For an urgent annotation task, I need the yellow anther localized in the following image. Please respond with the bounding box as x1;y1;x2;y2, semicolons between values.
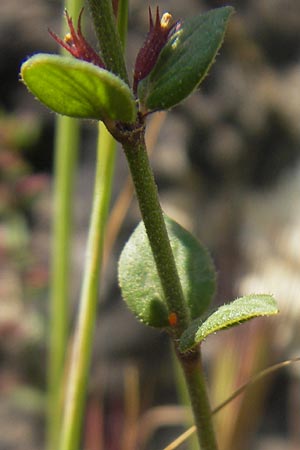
161;12;173;30
64;33;73;44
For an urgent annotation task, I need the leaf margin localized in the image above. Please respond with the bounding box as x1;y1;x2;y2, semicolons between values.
179;294;279;352
20;53;137;122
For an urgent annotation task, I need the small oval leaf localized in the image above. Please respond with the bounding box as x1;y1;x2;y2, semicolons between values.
179;294;279;352
118;215;216;328
21;54;137;122
138;6;234;111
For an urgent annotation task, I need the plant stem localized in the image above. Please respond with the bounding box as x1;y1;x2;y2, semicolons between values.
87;0;128;83
172;348;199;450
58;122;116;450
122;133;189;335
117;0;129;50
122;131;218;449
177;348;219;450
47;1;82;447
48;116;80;450
56;3;127;447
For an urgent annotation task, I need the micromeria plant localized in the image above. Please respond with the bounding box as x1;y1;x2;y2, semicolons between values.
21;1;278;449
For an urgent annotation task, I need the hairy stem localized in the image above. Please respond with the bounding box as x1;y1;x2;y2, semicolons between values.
122;132;189;335
122;130;218;449
177;348;219;450
117;0;129;50
87;0;128;83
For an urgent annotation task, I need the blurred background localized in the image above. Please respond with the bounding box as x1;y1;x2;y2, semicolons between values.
1;0;300;449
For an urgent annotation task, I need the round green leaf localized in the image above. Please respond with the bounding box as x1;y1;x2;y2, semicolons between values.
180;294;279;352
118;215;216;328
138;6;234;111
21;54;137;122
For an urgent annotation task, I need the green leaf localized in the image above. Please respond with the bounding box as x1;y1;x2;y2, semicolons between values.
180;294;279;352
21;54;137;122
138;6;234;111
118;215;216;328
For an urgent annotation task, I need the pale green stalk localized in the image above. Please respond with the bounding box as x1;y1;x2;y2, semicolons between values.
56;3;128;447
58;122;116;450
47;0;82;448
48;116;80;450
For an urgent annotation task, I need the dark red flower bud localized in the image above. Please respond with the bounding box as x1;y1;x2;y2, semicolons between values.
49;9;105;69
133;7;177;95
